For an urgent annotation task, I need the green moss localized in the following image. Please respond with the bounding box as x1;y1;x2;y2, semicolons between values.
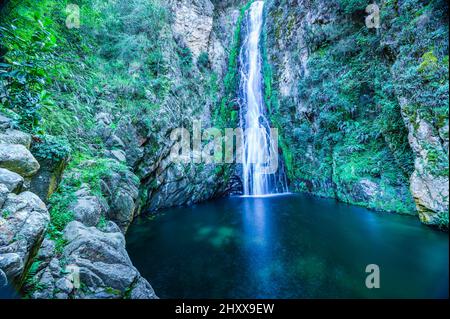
418;51;438;73
214;0;254;128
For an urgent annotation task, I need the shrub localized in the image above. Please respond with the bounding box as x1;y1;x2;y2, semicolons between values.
31;134;71;161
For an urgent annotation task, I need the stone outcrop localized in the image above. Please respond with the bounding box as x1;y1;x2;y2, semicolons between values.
28;222;156;299
169;0;214;58
0;125;49;290
400;101;449;225
0;187;50;286
263;0;448;226
0;117;156;299
0;144;40;177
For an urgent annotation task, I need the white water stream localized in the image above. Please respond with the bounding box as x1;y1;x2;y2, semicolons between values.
239;1;288;196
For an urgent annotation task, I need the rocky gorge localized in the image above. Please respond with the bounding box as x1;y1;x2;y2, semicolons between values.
0;0;448;299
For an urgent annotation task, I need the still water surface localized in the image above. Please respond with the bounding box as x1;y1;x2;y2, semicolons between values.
126;194;448;298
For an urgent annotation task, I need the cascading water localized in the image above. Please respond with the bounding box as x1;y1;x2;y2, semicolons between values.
239;1;289;196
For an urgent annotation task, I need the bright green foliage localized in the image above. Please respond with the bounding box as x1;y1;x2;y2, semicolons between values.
0;0;61;132
45;155;129;253
30;134;71;161
215;0;254;128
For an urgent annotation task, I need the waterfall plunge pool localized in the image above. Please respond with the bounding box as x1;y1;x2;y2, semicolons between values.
126;194;449;299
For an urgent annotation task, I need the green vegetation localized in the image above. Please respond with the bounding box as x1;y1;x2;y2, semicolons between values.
264;0;448;214
214;0;254;128
23;260;46;298
1;0;231;254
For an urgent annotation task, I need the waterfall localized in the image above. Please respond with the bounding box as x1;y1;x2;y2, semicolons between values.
239;1;289;196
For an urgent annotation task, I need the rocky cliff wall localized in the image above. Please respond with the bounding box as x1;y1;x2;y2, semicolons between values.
264;0;448;227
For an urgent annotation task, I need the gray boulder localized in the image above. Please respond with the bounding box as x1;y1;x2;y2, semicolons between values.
0;114;13;130
0;129;32;149
0;168;24;193
30;221;157;299
0;144;40;177
101;168;139;232
0;190;49;285
69;194;108;227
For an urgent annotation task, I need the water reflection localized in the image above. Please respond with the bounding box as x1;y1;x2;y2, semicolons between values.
126;194;449;298
242;198;276;296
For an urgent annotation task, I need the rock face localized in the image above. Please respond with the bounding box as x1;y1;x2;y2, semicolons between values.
0;187;50;286
401;102;449;225
29;222;156;299
170;0;214;58
263;0;448;226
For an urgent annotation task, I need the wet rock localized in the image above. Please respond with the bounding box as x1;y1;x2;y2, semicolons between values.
0;269;7;287
0;144;40;177
0;253;23;279
130;277;158;299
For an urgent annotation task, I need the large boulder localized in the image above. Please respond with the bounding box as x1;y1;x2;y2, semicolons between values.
0;189;50;285
30;221;157;299
0;168;24;193
0;144;40;177
68;187;108;227
0;129;32;149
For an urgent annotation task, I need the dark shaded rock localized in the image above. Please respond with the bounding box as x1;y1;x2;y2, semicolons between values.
29;157;67;203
